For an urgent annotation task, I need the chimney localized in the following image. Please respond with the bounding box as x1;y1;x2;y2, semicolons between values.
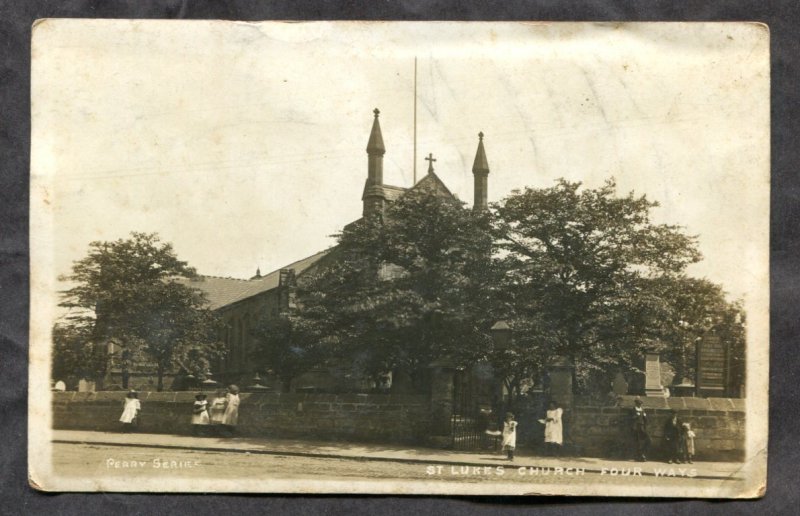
472;132;490;211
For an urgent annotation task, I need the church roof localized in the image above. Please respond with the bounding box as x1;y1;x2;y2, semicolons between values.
184;249;330;310
414;171;455;198
381;184;408;202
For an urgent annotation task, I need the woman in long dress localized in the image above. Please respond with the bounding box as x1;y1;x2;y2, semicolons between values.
501;412;518;461
544;401;563;456
119;390;140;433
221;384;240;436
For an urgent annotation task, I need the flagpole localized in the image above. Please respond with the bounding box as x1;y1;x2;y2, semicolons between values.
413;56;417;185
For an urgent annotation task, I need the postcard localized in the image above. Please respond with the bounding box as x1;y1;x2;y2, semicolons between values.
29;20;768;496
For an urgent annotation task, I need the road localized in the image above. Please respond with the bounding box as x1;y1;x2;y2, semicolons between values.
52;442;742;488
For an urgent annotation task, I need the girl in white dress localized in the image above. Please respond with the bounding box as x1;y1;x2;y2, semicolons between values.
221;384;240;436
191;393;210;435
208;388;228;435
544;401;564;456
501;412;518;461
119;390;140;432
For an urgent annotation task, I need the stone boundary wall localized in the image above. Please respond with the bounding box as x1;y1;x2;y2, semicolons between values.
52;391;431;444
569;396;746;461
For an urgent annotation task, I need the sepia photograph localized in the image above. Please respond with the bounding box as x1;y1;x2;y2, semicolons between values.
28;20;769;496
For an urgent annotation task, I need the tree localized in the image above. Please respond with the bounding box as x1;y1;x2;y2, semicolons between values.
250;313;331;392
492;179;704;390
51;321;106;386
653;277;745;387
296;189;495;389
59;232;224;391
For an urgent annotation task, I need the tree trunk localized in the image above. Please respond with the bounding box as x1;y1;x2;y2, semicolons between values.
92;341;107;391
282;377;292;393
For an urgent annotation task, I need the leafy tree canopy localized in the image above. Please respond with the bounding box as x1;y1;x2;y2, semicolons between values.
295;189;495;386
491;179;712;390
58;232;224;390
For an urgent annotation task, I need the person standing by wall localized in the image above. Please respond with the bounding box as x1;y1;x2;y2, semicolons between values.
663;410;683;464
191;393;210;436
221;384;240;436
631;397;650;461
681;422;696;463
544;401;564;456
208;388;228;435
119;390;140;433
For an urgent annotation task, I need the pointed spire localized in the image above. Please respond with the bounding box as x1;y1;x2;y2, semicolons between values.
364;108;386;217
472;131;490;174
472;132;490;211
366;108;385;155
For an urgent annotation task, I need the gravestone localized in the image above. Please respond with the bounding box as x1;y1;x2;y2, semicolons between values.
644;351;666;397
696;333;728;397
53;380;66;392
611;372;629;396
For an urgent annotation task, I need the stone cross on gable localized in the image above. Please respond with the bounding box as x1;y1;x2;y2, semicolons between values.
425;152;436;173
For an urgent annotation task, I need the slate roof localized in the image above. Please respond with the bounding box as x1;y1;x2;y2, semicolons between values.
183;249;330;310
414;171;455;198
187;171;455;311
382;184;408;202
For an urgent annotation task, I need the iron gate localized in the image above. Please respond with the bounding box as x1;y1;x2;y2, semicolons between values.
451;368;498;451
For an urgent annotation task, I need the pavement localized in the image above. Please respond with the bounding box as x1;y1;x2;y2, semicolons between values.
52;430;746;481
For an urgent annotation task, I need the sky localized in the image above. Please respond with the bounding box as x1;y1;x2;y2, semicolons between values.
31;21;769;306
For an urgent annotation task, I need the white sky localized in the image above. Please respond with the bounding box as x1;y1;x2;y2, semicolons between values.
32;21;769;304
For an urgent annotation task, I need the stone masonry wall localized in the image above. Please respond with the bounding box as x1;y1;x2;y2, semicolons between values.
568;396;746;461
52;391;431;444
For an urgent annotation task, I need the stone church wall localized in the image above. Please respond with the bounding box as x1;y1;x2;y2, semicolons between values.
514;394;745;461
52;392;744;460
52;391;431;444
215;290;282;385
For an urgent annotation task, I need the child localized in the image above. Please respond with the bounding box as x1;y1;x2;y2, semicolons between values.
221;384;241;436
208;388;228;435
544;401;564;456
191;393;210;436
119;390;140;433
681;422;696;463
501;412;518;462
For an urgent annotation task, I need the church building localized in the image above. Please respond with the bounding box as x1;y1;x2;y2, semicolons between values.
187;108;492;389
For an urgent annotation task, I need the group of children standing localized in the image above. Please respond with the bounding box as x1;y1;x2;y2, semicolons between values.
497;400;697;464
118;385;241;436
191;384;240;436
632;398;697;463
491;401;564;462
663;410;697;464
